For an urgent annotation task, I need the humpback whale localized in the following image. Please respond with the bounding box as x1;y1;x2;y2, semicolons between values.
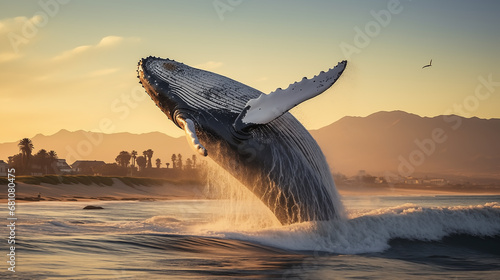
138;57;347;225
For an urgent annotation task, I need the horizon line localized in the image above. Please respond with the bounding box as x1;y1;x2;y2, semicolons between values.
2;110;499;144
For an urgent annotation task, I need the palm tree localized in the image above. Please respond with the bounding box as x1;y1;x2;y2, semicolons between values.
136;156;147;172
185;158;192;170
48;150;58;174
177;153;183;170
191;155;197;169
35;149;48;174
8;154;23;171
171;154;177;169
115;151;132;168
18;138;34;174
143;149;154;168
18;138;34;156
166;163;170;169
155;158;161;168
131;150;137;167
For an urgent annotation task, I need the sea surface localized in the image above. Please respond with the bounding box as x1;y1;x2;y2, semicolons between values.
4;194;500;279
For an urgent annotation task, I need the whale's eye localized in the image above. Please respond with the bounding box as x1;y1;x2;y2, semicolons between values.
163;63;177;71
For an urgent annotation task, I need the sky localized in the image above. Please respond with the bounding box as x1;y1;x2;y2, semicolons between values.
0;0;499;143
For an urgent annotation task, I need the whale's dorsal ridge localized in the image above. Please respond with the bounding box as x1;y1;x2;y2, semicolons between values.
233;60;347;132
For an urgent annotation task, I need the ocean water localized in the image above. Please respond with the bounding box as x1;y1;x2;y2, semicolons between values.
4;194;500;279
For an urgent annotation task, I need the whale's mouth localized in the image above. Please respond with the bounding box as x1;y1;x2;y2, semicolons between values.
137;58;157;98
138;57;179;122
138;57;208;157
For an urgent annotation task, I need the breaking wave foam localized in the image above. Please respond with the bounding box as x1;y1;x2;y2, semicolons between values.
170;202;500;254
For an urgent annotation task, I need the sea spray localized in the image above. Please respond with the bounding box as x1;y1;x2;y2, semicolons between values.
214;202;500;254
200;159;281;231
136;159;499;255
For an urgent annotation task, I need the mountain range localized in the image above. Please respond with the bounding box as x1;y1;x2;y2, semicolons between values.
310;111;500;181
1;111;499;180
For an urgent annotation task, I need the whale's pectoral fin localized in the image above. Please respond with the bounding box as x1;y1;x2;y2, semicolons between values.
176;117;208;157
233;60;347;132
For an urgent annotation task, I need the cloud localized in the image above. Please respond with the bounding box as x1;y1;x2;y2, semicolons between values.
96;36;123;48
52;35;140;61
193;61;223;70
0;15;42;34
0;15;44;62
53;45;92;61
0;52;22;63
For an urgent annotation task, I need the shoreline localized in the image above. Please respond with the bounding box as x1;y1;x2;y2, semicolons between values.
2;175;499;204
2;177;207;204
336;183;500;197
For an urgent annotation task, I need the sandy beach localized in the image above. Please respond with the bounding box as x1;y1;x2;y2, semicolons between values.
5;178;205;203
5;178;499;205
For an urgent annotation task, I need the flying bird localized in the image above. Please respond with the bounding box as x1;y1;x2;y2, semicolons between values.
422;59;432;69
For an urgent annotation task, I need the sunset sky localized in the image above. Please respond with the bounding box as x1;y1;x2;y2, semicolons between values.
1;0;499;143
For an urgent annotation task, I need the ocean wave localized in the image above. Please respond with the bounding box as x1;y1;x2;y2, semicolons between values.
20;202;500;255
201;202;500;254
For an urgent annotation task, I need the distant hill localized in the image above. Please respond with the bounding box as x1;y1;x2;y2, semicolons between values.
1;111;499;180
310;111;500;180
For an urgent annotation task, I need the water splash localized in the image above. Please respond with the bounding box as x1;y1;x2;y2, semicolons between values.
201;202;500;254
199;160;282;231
200;125;346;226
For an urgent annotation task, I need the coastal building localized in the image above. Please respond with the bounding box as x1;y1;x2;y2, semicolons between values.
71;160;106;174
382;175;405;184
374;177;386;184
404;177;421;185
423;178;447;186
56;159;72;174
0;160;8;176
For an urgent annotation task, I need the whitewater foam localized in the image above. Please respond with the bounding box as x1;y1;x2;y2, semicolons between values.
187;202;500;254
19;198;500;255
131;175;500;255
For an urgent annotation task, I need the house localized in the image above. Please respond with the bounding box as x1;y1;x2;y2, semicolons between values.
423;178;447;186
429;178;447;186
29;159;73;175
56;159;72;174
71;160;106;174
404;177;421;185
0;160;9;176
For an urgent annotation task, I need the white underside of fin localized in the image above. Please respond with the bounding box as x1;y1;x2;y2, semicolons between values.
177;117;208;157
241;60;347;125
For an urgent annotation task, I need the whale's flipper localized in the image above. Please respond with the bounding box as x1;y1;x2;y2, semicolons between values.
233;61;347;132
176;117;208;157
